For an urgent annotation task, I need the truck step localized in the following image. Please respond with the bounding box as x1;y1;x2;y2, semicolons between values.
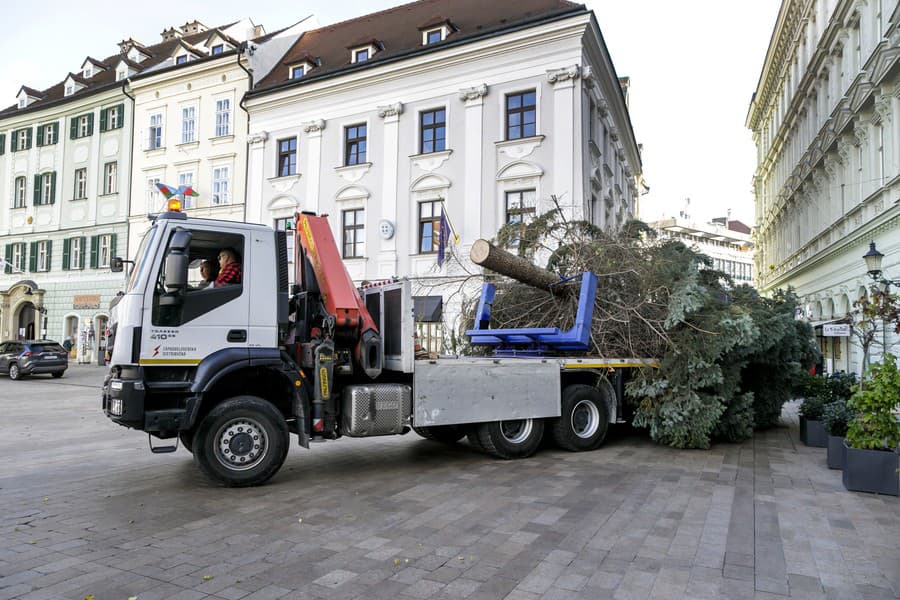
148;434;179;454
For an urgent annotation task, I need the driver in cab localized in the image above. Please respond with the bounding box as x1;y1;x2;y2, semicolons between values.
214;248;242;287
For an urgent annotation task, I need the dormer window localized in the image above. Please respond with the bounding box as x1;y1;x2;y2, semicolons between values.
117;69;127;81
18;98;26;108
83;67;93;79
353;48;370;63
211;44;224;55
419;19;455;46
291;65;305;79
425;28;444;44
176;55;188;65
65;85;75;97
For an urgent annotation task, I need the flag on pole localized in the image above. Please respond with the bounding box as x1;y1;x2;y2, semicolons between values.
155;182;179;199
437;210;451;267
179;185;200;197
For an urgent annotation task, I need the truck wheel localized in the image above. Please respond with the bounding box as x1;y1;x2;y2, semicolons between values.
179;430;194;454
412;425;465;444
475;418;544;459
9;363;21;380
551;384;610;451
193;396;289;487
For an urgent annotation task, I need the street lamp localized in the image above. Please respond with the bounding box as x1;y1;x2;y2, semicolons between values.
862;241;898;363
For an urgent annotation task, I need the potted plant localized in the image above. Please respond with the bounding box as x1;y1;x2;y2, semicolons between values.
799;393;828;448
843;356;900;496
822;400;853;469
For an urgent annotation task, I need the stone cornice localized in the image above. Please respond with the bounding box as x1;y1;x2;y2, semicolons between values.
377;103;403;118
458;84;487;102
302;119;325;133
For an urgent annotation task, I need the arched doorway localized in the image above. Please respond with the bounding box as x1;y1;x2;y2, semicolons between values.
64;316;79;357
15;302;36;340
95;314;109;365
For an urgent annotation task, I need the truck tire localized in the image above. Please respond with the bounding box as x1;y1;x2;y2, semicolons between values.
193;396;289;487
474;418;544;459
412;425;465;444
551;384;610;452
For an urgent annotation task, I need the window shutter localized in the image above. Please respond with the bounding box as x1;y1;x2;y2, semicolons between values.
0;133;4;155
24;128;32;149
99;108;108;132
109;233;117;258
36;126;44;147
90;235;99;268
33;175;41;205
46;240;52;272
51;122;59;143
11;130;18;151
50;172;57;204
29;242;37;273
70;117;78;139
116;104;125;128
86;113;94;136
3;244;11;274
79;237;87;269
63;238;71;270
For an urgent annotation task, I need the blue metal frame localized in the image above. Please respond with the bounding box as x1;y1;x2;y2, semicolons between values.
466;272;598;356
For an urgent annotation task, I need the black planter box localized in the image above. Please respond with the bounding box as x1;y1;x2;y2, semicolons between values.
842;442;899;496
827;435;845;469
800;416;827;447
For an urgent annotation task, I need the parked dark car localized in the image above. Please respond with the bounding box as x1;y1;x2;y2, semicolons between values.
0;340;68;380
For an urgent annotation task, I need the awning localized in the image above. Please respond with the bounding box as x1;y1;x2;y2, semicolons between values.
808;317;851;329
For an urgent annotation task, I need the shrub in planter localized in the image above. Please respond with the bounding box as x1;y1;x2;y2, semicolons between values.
799;394;828;447
822;400;854;469
843;357;900;495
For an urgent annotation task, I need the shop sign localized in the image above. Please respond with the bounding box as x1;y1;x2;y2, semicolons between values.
73;294;101;310
823;323;850;337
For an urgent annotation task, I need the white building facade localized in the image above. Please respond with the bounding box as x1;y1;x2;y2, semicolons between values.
244;0;642;349
747;0;899;375
649;218;755;284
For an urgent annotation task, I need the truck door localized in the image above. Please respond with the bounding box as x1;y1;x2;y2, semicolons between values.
139;225;250;366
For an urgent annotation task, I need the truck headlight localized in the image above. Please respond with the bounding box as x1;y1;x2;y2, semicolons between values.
110;399;124;416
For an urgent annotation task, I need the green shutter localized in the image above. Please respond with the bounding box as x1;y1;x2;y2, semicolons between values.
62;238;71;270
3;245;11;274
49;172;57;204
11;130;18;152
29;242;37;273
33;175;41;205
90;235;99;269
115;103;125;129
79;237;87;269
109;233;117;259
45;240;52;272
24;128;32;149
86;113;94;136
49;122;58;145
70;117;78;139
99;108;108;132
36;126;44;147
0;133;4;155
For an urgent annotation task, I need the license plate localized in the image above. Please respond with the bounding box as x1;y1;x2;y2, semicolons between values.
45;355;56;360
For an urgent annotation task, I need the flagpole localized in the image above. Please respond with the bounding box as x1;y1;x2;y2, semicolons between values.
438;199;460;243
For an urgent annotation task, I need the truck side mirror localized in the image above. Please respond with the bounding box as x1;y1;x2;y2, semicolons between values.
163;228;193;294
110;257;124;273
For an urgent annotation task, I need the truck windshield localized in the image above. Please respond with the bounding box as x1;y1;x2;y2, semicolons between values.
126;226;159;293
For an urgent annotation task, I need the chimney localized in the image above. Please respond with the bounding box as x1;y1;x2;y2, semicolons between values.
161;27;183;42
181;20;207;35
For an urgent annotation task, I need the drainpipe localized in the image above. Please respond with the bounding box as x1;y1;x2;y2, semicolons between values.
237;43;253;223
121;78;136;273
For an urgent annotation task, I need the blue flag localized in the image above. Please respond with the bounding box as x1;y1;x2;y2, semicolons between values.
437;210;451;267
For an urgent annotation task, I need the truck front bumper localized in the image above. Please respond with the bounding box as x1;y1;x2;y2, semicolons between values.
102;369;194;433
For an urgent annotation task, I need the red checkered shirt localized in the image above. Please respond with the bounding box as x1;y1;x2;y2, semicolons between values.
214;262;243;287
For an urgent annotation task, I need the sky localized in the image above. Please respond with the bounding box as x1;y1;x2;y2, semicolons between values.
0;0;783;226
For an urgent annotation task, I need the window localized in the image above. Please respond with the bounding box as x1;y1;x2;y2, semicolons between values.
36;172;56;205
83;67;92;79
13;177;26;208
418;200;441;254
11;243;25;272
277;138;297;177
18;98;27;108
148;113;163;149
426;29;443;44
506;90;536;140
181;106;196;143
420;109;446;154
344;124;367;166
36;241;50;272
103;162;118;195
353;48;369;63
178;172;194;209
506;190;536;246
78;115;91;138
212;167;230;205
14;128;32;151
342;209;365;258
74;168;87;199
211;44;224;55
93;234;115;269
176;55;188;65
291;65;305;79
65;236;85;270
101;104;123;131
38;122;58;146
65;85;74;97
117;69;126;81
215;99;231;137
147;177;161;212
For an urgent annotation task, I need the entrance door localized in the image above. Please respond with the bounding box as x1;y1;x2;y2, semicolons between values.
17;302;35;340
95;315;109;364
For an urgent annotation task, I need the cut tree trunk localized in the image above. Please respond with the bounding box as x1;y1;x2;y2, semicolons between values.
470;239;562;293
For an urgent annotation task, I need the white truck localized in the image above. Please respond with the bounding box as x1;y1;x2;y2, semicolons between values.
102;207;653;486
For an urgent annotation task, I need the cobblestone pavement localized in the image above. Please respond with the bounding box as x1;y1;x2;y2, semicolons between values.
0;365;898;600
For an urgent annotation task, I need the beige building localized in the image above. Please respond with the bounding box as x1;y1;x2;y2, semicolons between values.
747;0;898;374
